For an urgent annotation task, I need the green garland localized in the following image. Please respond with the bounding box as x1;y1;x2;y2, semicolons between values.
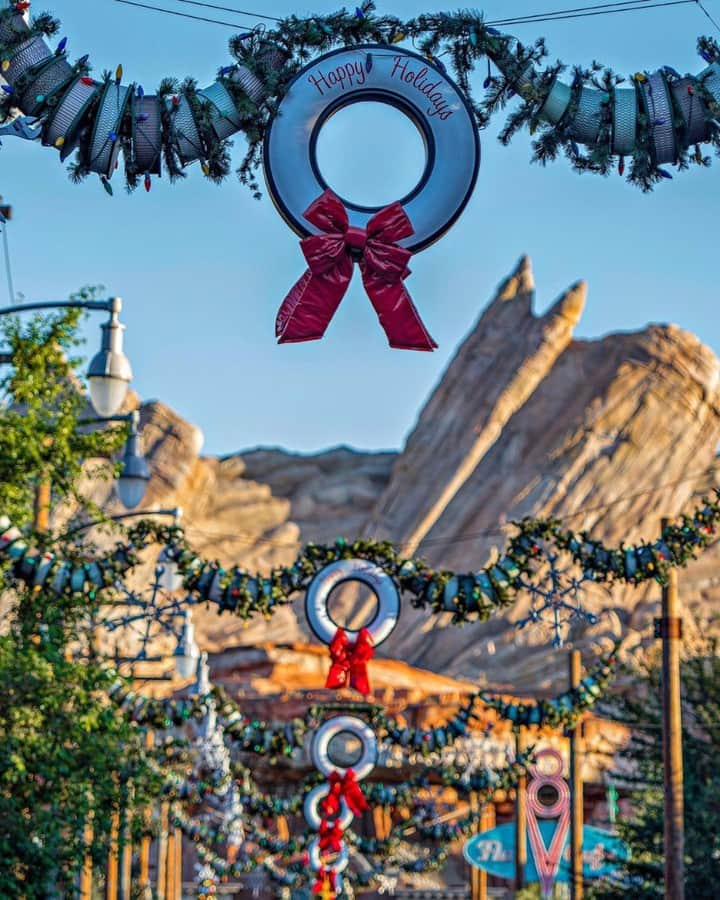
0;2;718;195
4;486;720;630
480;646;619;729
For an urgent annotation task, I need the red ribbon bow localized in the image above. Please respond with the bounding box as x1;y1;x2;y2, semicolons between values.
318;818;345;854
326;627;374;695
321;769;368;819
312;868;337;895
276;190;437;351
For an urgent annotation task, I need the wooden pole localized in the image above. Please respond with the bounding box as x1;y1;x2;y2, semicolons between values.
659;523;685;900
166;826;176;900
79;815;94;900
119;786;133;900
33;475;51;533
470;791;481;900
471;798;495;900
106;806;120;899
514;727;527;891
373;806;388;841
174;826;182;900
569;649;584;900
139;732;154;895
157;803;169;900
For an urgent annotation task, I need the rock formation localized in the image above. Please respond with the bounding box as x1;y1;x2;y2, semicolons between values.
99;256;720;690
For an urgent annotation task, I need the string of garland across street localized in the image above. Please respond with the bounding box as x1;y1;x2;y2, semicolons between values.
1;2;718;350
2;489;717;627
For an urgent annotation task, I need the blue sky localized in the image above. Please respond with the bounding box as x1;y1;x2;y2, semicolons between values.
2;0;719;455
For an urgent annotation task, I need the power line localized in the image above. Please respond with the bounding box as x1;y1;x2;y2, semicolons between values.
114;0;699;30
489;0;696;27
488;0;655;26
168;0;280;22
1;224;14;303
695;0;720;33
114;0;255;29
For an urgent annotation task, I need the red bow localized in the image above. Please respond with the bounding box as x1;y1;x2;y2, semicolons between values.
276;190;437;352
326;627;374;695
312;868;337;895
321;769;368;819
319;818;345;853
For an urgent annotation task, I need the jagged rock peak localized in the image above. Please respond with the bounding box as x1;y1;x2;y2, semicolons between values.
365;256;586;552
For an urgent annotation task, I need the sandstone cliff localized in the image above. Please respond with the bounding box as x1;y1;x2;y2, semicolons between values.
100;257;720;690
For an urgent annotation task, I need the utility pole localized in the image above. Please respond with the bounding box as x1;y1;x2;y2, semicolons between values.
569;649;584;900
514;727;527;892
657;520;685;900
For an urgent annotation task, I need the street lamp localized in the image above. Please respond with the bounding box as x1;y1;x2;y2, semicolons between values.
174;609;200;679
0;295;133;418
117;410;150;509
86;297;132;417
80;409;151;510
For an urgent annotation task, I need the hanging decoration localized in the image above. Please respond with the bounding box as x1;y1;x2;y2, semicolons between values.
515;547;607;648
306;714;377;896
5;487;720;633
96;555;196;659
306;557;400;694
0;3;718;350
275;190;439;352
266;39;479;350
0;3;717;195
480;646;619;730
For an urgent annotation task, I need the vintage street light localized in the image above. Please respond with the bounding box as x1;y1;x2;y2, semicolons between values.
80;409;151;510
174;609;200;679
117;410;150;509
0;295;133;418
86;297;132;417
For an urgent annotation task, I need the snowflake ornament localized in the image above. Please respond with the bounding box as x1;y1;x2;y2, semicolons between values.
516;549;604;648
95;553;195;661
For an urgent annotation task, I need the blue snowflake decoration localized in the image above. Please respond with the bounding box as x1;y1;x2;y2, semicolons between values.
95;557;195;661
516;549;603;648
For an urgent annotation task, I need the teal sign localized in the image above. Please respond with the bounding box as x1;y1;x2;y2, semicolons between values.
464;822;629;883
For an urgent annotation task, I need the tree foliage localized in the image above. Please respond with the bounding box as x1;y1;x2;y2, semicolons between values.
590;647;720;899
0;300;163;894
0;291;126;530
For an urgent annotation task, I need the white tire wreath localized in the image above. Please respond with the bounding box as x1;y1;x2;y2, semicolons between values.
310;715;378;780
303;784;354;831
304;558;400;648
265;44;480;253
308;836;350;874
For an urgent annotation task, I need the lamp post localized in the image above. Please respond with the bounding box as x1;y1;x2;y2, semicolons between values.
0;296;133;418
0;295;135;530
174;610;200;679
80;410;151;510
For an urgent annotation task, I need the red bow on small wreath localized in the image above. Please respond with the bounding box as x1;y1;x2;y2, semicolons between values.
312;868;338;896
326;627;374;695
276;190;437;351
318;818;345;854
320;769;368;819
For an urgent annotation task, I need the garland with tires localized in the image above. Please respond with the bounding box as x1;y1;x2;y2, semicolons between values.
3;487;720;627
1;1;718;196
370;647;617;751
480;646;619;729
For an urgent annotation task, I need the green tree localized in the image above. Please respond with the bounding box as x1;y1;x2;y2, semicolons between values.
0;293;126;529
0;302;162;896
589;647;720;899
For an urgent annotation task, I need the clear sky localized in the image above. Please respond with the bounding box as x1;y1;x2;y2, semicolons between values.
2;0;719;455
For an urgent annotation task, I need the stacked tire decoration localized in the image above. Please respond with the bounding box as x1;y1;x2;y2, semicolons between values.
304;716;378;896
303;558;402;896
0;0;286;192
